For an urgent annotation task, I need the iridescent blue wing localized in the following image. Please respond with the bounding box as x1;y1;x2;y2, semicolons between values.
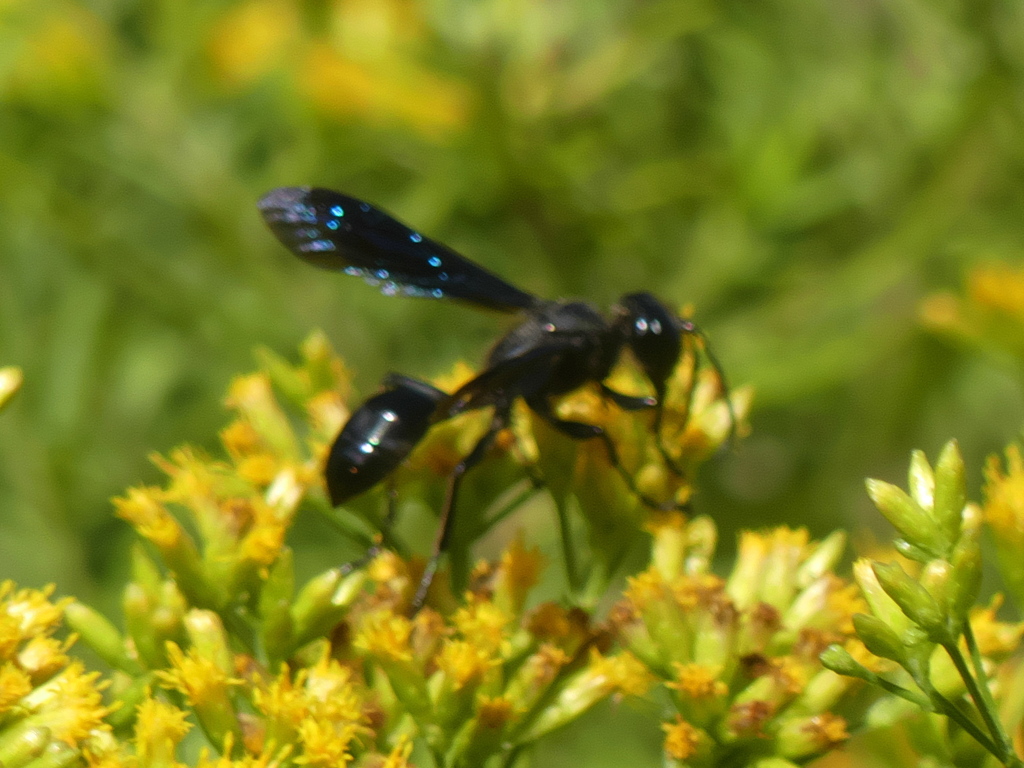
258;187;539;313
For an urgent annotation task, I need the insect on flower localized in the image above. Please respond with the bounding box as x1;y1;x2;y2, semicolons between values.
258;187;733;606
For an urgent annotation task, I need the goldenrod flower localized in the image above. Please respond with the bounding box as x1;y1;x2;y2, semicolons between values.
380;735;414;768
452;596;512;657
662;716;705;761
114;487;185;550
983;444;1024;611
667;662;727;700
157;642;237;706
776;712;850;760
293;719;361;767
0;664;32;712
133;697;191;766
16;635;71;682
435;640;498;691
207;0;299;88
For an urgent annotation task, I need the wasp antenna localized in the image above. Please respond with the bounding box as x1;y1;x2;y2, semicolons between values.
689;324;737;448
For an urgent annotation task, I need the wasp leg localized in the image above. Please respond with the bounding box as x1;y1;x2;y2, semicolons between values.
339;482;402;576
524;394;686;513
599;384;657;412
411;408;511;610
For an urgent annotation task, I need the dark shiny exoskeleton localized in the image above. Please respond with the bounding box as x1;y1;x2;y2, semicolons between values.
258;186;732;605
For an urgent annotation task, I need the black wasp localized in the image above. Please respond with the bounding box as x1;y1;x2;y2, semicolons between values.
258;187;733;605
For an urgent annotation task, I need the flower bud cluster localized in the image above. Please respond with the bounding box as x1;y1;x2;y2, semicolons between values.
824;441;1024;767
58;333;688;767
529;341;750;593
0;582;113;768
612;514;865;766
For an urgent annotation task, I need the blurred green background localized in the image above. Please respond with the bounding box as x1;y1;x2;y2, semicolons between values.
2;0;1024;760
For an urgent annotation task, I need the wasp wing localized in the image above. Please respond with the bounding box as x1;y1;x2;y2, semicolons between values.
258;187;538;313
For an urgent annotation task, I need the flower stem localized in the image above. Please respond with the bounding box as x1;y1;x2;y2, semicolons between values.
942;631;1022;767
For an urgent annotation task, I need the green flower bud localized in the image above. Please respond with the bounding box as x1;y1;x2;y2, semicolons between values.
184;610;233;677
124;582;166;668
819;645;877;682
22;742;81;768
907;449;935;510
853;559;911;634
866;479;945;558
0;725;50;768
947;526;982;624
291;567;367;647
226;373;300;460
106;672;157;729
446;700;513;768
793;669;853;715
932;440;966;546
871;561;947;641
853;614;908;665
774;713;849;760
259;547;295;663
892;539;933;564
130;543;164;596
796;530;846;587
64;601;142;674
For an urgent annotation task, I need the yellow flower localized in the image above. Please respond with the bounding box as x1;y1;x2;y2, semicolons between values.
207;0;300;88
254;666;308;732
776;712;850;759
381;735;414;768
156;642;238;707
968;597;1024;659
17;634;71;682
491;535;544;615
300;43;467;139
728;527;809;610
302;655;366;725
623;569;671;612
354;612;414;664
1;582;68;640
114;487;184;549
662;716;703;761
983;444;1024;535
294;719;361;767
435;640;497;690
452;597;512;657
476;695;516;729
224;374;301;460
585;649;653;698
0;662;32;712
238;499;289;567
21;662;111;746
221;419;264;458
969;263;1024;321
133;697;192;766
667;663;727;700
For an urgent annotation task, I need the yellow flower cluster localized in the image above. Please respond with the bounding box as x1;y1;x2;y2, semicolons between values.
613;516;864;765
206;0;468;138
53;331;745;767
921;262;1024;359
0;582;113;765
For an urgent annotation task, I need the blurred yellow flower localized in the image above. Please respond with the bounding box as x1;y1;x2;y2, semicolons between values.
157;641;239;707
662;716;703;761
208;0;300;88
133;697;192;766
